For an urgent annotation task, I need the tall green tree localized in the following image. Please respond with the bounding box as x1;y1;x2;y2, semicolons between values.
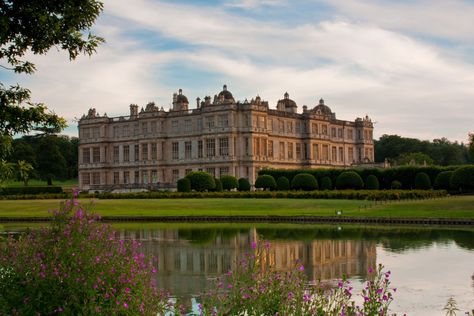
16;159;33;186
469;132;474;160
36;136;67;184
0;0;104;157
0;159;14;186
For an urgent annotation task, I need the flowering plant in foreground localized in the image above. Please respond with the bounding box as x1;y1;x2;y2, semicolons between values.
199;241;397;316
0;193;169;315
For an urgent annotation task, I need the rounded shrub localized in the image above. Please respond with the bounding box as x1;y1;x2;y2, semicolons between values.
365;175;380;190
177;178;191;192
434;171;454;190
185;171;215;192
220;175;238;191
276;176;290;191
414;172;431;190
290;173;318;191
451;166;474;191
336;171;364;190
238;178;251;191
320;177;333;190
391;180;402;190
213;178;223;192
255;175;277;191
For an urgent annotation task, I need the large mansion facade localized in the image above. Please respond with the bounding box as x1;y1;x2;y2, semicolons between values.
78;85;374;191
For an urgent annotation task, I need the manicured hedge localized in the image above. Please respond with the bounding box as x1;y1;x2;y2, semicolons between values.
185;171;215;192
365;175;380;190
0;193;70;200
276;177;290;191
391;180;402;189
0;186;63;195
291;173;318;191
259;165;463;190
238;178;251;191
220;176;238;191
434;171;454;190
91;190;447;200
177;178;191;192
255;175;277;191
414;172;431;190
213;178;223;192
320;177;332;190
336;172;364;190
451;166;474;191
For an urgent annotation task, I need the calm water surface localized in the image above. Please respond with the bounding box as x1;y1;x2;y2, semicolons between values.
3;223;473;315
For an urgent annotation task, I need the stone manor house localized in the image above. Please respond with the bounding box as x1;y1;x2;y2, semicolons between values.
78;85;374;191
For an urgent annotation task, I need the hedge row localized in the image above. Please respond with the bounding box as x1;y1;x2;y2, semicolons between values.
259;166;466;190
0;193;70;200
91;190;446;201
0;186;63;195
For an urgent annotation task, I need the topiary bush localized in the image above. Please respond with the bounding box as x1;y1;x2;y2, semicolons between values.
255;175;277;191
451;166;474;191
177;178;191;192
434;171;454;190
214;178;223;192
276;176;290;191
320;177;332;190
365;175;380;190
238;178;251;191
290;173;318;191
185;171;215;192
414;172;431;190
336;171;364;190
220;176;239;191
390;180;402;190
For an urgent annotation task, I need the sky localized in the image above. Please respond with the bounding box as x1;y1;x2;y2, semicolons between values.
2;0;474;142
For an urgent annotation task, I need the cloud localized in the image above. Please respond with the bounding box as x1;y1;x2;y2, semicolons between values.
2;0;474;143
225;0;286;9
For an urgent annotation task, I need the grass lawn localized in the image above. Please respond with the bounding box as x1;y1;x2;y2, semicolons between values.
3;179;78;191
0;196;473;218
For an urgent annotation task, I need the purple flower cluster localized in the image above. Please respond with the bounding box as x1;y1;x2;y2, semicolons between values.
0;195;169;315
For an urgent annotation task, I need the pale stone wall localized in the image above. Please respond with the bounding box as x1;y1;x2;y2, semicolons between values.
78;89;374;191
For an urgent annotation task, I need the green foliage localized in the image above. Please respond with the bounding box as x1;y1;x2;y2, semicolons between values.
220;175;238;191
16;160;34;186
255;175;277;191
185;171;215;192
451;166;474;191
36;136;67;182
336;171;364;190
469;132;474;160
375;134;470;166
238;178;251;191
391;180;402;190
0;186;63;195
365;175;380;190
414;172;431;189
214;178;223;192
0;159;15;186
291;173;318;191
396;152;434;166
0;197;168;315
176;178;191;193
434;171;454;190
276;176;290;191
320;176;333;190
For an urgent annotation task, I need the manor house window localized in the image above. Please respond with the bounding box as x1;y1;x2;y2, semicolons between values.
206;167;215;177
296;143;301;159
172;120;179;133
338;128;343;139
218;115;228;127
92;172;100;185
347;129;353;140
151;170;158;183
312;143;319;160
134;145;139;161
113;172;119;185
142;122;148;135
124;171;130;184
331;128;336;138
113;146;119;162
287;142;293;159
124;146;130;162
205;116;215;129
133;124;139;136
185;141;192;159
82;172;90;185
322;145;329;160
172;142;179;160
134;171;139;184
185;119;192;132
92;147;100;163
219;138;229;156
151;143;157;160
219;167;229;177
348;147;354;162
339;147;343;162
279;142;285;159
113;126;120;137
198;140;203;158
123;125;129;137
332;147;337;161
268;140;274;158
312;123;318;134
151;121;157;133
142;144;148;161
82;148;90;164
92;127;100;138
82;128;90;139
206;139;216;157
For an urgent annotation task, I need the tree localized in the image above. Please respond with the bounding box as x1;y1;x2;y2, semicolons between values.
290;173;318;191
396;152;434;166
220;175;238;191
36;136;67;184
255;175;276;191
0;159;14;186
185;171;215;192
17;160;33;186
336;172;364;190
469;132;474;160
238;178;251;191
0;0;104;157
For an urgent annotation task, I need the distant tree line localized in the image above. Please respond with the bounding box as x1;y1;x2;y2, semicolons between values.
6;135;78;184
374;134;474;166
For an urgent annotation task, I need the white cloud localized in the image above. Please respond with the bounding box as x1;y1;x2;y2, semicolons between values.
225;0;286;9
3;0;474;142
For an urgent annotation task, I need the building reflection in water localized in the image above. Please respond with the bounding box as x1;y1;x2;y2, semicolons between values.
116;227;376;297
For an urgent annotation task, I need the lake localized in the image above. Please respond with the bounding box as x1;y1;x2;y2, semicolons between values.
3;223;473;315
